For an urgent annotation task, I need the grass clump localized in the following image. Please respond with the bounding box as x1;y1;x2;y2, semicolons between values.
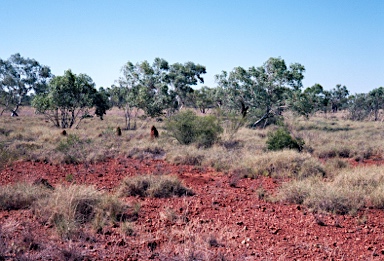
165;110;223;148
278;166;384;214
118;174;194;198
278;179;364;215
0;143;17;170
245;150;325;179
0;183;51;210
34;185;126;238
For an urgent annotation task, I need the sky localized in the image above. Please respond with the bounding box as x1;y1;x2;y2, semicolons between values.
0;0;383;94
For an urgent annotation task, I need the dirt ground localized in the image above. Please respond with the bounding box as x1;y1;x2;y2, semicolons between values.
1;157;384;260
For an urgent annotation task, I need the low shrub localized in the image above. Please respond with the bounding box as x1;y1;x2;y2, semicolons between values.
165;110;223;148
266;128;304;152
56;134;92;164
0;142;17;170
118;175;194;198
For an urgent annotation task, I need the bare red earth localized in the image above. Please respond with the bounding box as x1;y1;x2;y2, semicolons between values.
1;157;384;260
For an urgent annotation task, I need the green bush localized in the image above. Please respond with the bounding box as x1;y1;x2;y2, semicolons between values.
266;128;304;152
165;110;223;148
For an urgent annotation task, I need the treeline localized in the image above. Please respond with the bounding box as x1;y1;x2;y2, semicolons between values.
0;53;383;128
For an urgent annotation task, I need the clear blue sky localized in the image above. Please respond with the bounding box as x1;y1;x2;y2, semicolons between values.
1;0;383;94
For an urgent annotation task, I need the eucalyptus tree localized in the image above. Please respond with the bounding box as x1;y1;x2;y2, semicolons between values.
347;93;371;121
32;70;109;128
192;86;216;113
368;87;384;121
118;58;176;123
0;53;53;116
330;84;349;112
216;57;305;127
116;58;206;122
290;84;330;118
167;62;206;109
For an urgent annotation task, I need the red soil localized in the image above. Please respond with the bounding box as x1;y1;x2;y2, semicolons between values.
1;157;384;260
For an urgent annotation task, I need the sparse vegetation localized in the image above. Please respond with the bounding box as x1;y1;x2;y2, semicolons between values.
2;107;384;259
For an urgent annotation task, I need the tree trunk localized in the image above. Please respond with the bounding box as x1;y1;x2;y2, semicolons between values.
11;104;20;117
252;111;270;128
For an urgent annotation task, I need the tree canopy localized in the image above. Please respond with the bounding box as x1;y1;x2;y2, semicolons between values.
0;53;53;116
4;52;383;125
32;70;110;128
215;57;305;127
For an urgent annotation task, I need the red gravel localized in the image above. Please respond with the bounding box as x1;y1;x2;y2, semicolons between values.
1;157;384;260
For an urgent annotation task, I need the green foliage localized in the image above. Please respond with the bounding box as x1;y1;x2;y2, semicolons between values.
118;175;194;198
330;84;349;112
192;86;216;113
266;128;304;152
32;70;109;128
117;58;206;121
0;53;53;116
215;57;305;127
165;110;223;148
347;93;371;121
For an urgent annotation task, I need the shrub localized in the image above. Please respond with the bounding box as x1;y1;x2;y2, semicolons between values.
266;128;304;152
56;134;91;164
165;110;223;148
118;175;194;198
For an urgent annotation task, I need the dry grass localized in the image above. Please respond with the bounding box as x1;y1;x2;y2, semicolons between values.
118;174;194;198
34;185;127;238
278;166;384;214
0;183;51;210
